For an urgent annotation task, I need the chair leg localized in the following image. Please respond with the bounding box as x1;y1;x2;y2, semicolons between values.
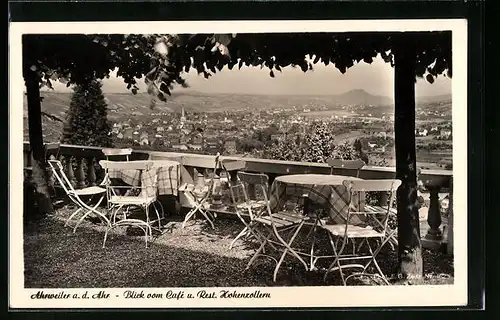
198;207;215;229
152;202;162;230
361;238;391;285
103;224;114;248
310;233;316;271
246;231;274;270
273;221;309;271
145;205;153;239
182;208;197;229
73;198;104;233
324;234;348;285
230;226;249;249
65;207;83;227
182;198;207;228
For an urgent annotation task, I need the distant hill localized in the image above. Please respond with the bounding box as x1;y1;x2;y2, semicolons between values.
330;89;393;106
24;89;451;121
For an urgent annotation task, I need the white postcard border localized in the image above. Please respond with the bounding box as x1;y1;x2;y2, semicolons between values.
9;19;468;309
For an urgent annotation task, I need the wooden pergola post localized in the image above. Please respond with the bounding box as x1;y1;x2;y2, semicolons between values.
25;69;54;215
393;34;423;278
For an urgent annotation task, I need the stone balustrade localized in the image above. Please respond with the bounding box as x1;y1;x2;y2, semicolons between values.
23;142;453;252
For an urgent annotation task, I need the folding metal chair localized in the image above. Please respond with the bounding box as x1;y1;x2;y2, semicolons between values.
327;158;366;178
179;154;220;229
48;159;109;234
99;160;163;248
228;172;270;250
321;179;401;285
242;173;310;282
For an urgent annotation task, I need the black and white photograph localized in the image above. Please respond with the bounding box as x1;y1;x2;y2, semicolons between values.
9;19;468;308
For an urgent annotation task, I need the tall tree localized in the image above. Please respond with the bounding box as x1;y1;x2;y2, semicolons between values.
22;34;171;214
62;79;113;147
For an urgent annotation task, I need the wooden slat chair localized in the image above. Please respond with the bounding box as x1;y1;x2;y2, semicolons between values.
321;179;401;285
48;159;109;234
228;182;277;253
179;153;221;229
228;171;270;249
99;160;163;248
327;158;366;178
240;172;310;282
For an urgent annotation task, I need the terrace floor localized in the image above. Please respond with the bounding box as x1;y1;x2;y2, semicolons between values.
24;205;453;288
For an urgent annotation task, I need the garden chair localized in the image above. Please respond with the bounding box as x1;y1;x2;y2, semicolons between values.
102;148;133;161
241;172;310;282
228;172;271;250
179;153;221;229
321;179;401;285
47;159;109;234
327;158;366;178
99;160;163;248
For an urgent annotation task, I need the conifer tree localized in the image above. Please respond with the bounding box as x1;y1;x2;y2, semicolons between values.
62;79;113;147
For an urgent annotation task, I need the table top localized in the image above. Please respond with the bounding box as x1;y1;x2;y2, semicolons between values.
275;174;361;186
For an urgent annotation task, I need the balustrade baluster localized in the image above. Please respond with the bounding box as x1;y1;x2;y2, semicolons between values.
65;156;77;188
423;185;442;249
86;157;97;186
76;157;86;189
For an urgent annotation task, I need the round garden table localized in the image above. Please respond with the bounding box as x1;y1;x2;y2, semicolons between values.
269;174;364;224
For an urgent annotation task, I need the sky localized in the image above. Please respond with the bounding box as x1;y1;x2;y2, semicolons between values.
46;55;451;98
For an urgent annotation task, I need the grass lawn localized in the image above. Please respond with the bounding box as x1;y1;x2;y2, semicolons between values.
23;206;454;288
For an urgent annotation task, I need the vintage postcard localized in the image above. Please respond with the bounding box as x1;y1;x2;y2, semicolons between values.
9;19;467;309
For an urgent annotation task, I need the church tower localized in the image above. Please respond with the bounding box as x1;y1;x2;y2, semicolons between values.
180;106;186;123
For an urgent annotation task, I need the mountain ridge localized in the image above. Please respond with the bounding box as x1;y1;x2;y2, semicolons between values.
27;89;451;120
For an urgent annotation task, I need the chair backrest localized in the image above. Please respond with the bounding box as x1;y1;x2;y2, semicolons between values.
343;179;402;192
44;142;61;160
47;159;76;195
236;171;270;202
228;182;250;207
343;179;402;232
343;179;401;236
102;148;133;161
327;158;366;177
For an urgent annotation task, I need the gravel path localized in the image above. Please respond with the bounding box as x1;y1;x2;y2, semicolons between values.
23;206;454;288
